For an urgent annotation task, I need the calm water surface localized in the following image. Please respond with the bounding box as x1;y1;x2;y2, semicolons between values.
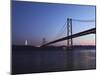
12;48;96;74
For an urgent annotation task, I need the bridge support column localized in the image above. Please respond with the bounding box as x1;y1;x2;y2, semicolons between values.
67;18;73;49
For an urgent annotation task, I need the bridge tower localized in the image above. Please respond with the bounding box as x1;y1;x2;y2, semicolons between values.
67;18;73;49
42;38;46;45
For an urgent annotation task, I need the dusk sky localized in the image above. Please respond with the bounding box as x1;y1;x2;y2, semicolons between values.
12;1;96;46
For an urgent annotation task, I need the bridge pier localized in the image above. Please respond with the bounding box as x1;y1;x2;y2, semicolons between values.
67;18;73;49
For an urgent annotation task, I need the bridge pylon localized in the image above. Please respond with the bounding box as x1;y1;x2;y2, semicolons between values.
67;18;73;49
42;38;46;45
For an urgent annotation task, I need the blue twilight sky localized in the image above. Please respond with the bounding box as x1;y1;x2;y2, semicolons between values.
12;1;96;46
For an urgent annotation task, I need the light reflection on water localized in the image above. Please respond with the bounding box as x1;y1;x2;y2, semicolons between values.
72;49;96;69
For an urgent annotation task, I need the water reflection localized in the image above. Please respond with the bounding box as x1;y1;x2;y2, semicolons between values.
12;47;96;74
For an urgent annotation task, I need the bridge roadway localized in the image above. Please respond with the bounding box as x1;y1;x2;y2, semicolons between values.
41;28;96;47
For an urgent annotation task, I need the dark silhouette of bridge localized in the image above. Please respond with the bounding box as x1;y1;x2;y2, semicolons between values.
41;28;96;47
41;18;96;48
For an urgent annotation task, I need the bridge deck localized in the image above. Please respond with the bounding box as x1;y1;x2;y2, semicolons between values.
42;28;96;46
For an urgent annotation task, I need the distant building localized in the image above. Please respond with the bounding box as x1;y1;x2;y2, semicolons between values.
25;40;28;45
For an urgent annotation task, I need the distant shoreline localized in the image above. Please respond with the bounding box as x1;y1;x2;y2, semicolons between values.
12;45;96;51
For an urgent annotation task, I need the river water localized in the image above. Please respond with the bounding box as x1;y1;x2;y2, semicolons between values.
12;47;96;74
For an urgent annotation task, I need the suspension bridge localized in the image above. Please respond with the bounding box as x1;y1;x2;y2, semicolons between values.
41;18;96;48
